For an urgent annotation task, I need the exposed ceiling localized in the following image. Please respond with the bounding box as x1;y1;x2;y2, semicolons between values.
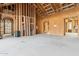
0;3;77;17
33;3;77;17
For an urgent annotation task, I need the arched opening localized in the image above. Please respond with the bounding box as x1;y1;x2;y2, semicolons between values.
43;21;49;33
1;17;13;37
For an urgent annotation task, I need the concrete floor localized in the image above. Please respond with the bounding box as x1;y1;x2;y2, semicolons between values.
0;34;79;56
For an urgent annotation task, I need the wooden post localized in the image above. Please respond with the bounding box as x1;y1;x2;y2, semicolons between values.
0;17;1;38
25;3;28;36
27;4;30;36
0;14;2;39
34;6;36;35
15;3;20;37
20;3;22;36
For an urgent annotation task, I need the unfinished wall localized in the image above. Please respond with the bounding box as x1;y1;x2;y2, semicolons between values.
36;6;79;36
0;3;36;37
14;3;36;36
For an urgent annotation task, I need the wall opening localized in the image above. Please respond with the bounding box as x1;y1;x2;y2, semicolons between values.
64;16;78;36
43;21;49;33
1;17;13;37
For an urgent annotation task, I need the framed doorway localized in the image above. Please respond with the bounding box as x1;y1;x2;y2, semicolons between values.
1;17;13;37
64;16;78;36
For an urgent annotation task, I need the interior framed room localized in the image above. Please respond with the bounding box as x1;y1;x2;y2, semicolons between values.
0;3;79;56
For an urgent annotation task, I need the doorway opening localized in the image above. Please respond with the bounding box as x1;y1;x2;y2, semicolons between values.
64;16;78;36
43;21;49;34
1;17;13;37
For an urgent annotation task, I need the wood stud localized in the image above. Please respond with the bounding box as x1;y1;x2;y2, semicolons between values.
15;3;36;36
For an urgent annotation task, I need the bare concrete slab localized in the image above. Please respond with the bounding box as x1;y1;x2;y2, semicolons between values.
0;34;79;56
